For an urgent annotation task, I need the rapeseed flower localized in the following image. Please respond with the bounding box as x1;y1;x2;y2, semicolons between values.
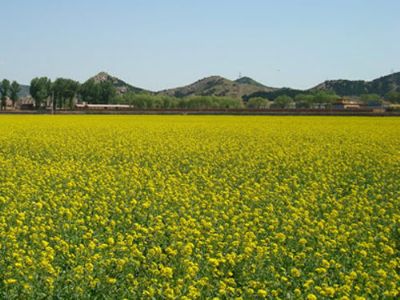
0;115;398;298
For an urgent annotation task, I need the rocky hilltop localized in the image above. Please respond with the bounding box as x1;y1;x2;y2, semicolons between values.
88;72;149;94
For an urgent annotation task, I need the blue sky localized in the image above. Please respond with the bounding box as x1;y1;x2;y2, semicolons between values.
0;0;399;90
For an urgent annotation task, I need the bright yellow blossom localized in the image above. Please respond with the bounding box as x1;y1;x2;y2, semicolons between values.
0;116;398;298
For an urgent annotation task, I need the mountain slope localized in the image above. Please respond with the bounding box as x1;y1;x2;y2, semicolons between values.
310;72;400;96
234;76;267;88
311;79;369;96
158;76;277;99
368;72;400;95
0;82;30;98
89;72;149;94
5;71;400;100
244;88;304;101
18;84;30;97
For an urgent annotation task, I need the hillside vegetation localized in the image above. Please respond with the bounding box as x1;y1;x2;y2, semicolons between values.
157;76;277;99
2;72;400;110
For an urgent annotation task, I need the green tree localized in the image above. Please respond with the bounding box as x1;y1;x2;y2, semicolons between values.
52;78;80;110
79;79;98;104
52;78;65;110
313;91;339;108
247;97;270;109
98;81;116;104
160;96;178;109
64;80;80;109
30;77;51;109
184;96;213;109
360;94;382;106
271;95;294;109
217;96;243;109
294;94;314;109
386;91;400;104
181;96;242;109
79;80;116;104
0;79;10;110
9;81;21;108
128;94;158;109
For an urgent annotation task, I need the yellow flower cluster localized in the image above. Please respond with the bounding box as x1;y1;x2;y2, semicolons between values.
0;115;399;299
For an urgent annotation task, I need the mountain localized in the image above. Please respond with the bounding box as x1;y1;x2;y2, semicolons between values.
158;75;277;99
18;84;30;97
310;72;400;96
5;71;400;100
368;72;400;95
244;72;400;100
89;72;149;94
244;88;304;101
234;76;267;88
311;79;369;96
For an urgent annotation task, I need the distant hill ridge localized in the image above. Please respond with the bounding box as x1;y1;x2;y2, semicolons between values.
234;76;267;88
0;82;30;98
5;71;400;99
310;72;400;96
80;71;400;99
246;72;400;100
157;75;277;99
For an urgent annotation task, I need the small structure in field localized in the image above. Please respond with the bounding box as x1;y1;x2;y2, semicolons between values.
332;98;362;109
75;103;131;110
17;96;35;110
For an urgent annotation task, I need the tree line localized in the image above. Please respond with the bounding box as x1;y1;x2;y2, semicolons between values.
0;79;21;110
116;93;243;109
6;77;115;110
1;76;398;111
24;77;244;110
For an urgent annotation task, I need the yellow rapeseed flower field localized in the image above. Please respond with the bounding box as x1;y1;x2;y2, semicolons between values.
0;115;399;299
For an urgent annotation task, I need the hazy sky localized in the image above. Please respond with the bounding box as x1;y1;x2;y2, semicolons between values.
0;0;399;90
